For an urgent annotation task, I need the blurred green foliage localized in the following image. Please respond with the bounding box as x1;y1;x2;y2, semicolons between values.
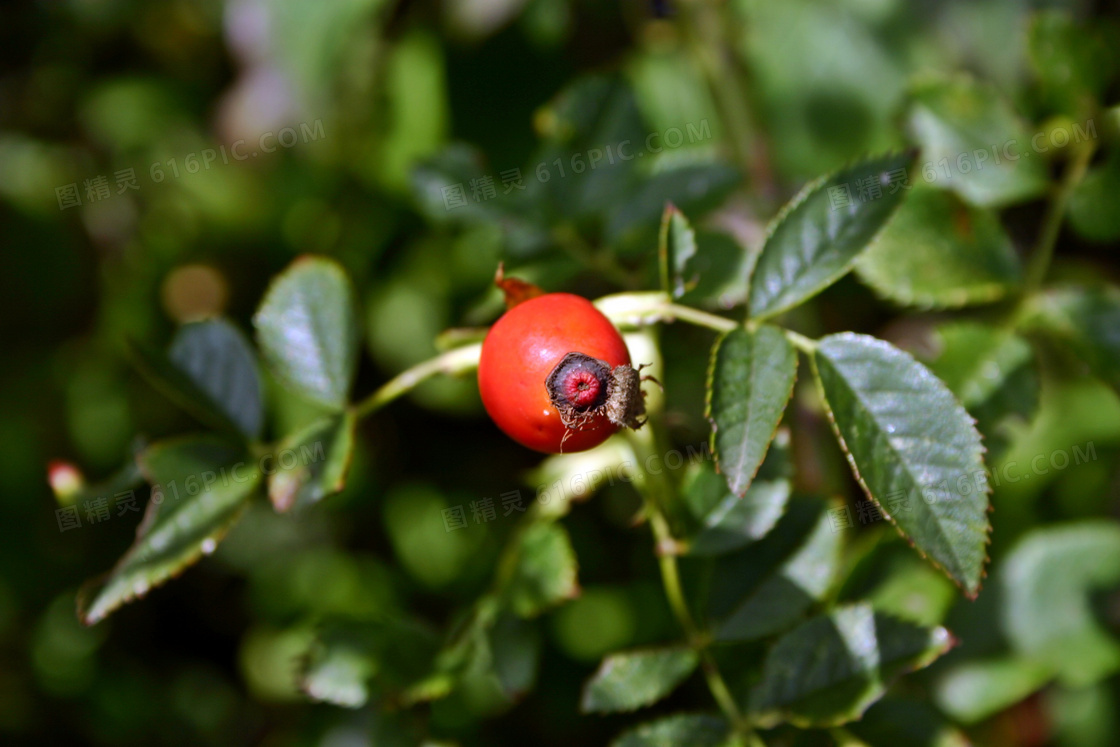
2;0;1120;745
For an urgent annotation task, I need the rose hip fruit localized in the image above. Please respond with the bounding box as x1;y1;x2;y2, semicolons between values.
478;293;644;453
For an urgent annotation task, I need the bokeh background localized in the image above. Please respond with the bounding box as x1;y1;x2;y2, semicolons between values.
2;0;1119;745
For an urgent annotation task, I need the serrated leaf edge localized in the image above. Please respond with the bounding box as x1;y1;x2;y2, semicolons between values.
704;325;799;497
810;333;993;598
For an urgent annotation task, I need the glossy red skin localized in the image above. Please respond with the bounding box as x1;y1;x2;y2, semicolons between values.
479;293;631;453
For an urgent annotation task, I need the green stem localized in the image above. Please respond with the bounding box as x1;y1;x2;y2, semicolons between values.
782;328;818;355
678;0;774;199
595;291;738;333
351;294;739;423
665;303;739;333
351;343;482;419
1024;142;1097;293
627;429;751;736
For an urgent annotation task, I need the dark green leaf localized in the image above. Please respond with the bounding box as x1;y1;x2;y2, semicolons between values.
1069;153;1120;243
934;657;1052;724
487;613;541;700
78;436;260;624
865;555;958;628
855;187;1022;308
253;256;359;409
128;338;251;439
929;322;1038;460
906;75;1048;207
684;464;791;556
301;618;442;708
411;143;550;256
659;204;699;299
748;151;915;319
534;74;646;221
1028;11;1117;117
847;697;970;747
268;412;356;513
813;333;991;597
931;324;1035;412
709;497;842;642
706;325;797;497
605;161;740;246
677;230;754;310
581;646;699;714
748;604;954;728
1026;286;1120;393
610;713;734;747
505;523;580;618
1001;521;1120;686
168;318;264;439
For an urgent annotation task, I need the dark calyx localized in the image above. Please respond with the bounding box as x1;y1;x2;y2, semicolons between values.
546;351;646;433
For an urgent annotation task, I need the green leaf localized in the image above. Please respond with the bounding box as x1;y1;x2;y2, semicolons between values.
411;143;550;256
301;634;377;708
747;151;915;319
534;74;646;221
505;522;580;618
78;436;261;624
253;256;359;409
708;497;842;642
487;613;541;700
128;336;254;439
928;322;1038;460
677;230;754;310
1028;11;1117;118
706;325;797;496
934;657;1052;724
659;204;698;299
611;713;734;747
267;412;356;513
906;75;1049;207
854;187;1022;308
1069;153;1120;243
580;646;699;714
301;618;442;708
813;333;991;597
847;697;970;747
683;464;791;557
864;555;958;629
605;161;740;246
1026;285;1120;393
748;603;955;728
168;319;264;439
930;324;1035;412
1001;521;1120;686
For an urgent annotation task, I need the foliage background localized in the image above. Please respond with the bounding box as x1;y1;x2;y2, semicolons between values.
1;0;1119;745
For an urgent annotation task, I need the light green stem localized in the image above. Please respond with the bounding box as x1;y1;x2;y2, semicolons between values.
352;343;482;418
627;429;752;737
1024;142;1097;293
678;0;773;198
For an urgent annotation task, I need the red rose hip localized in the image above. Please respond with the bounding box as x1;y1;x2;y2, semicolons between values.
478;293;644;453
